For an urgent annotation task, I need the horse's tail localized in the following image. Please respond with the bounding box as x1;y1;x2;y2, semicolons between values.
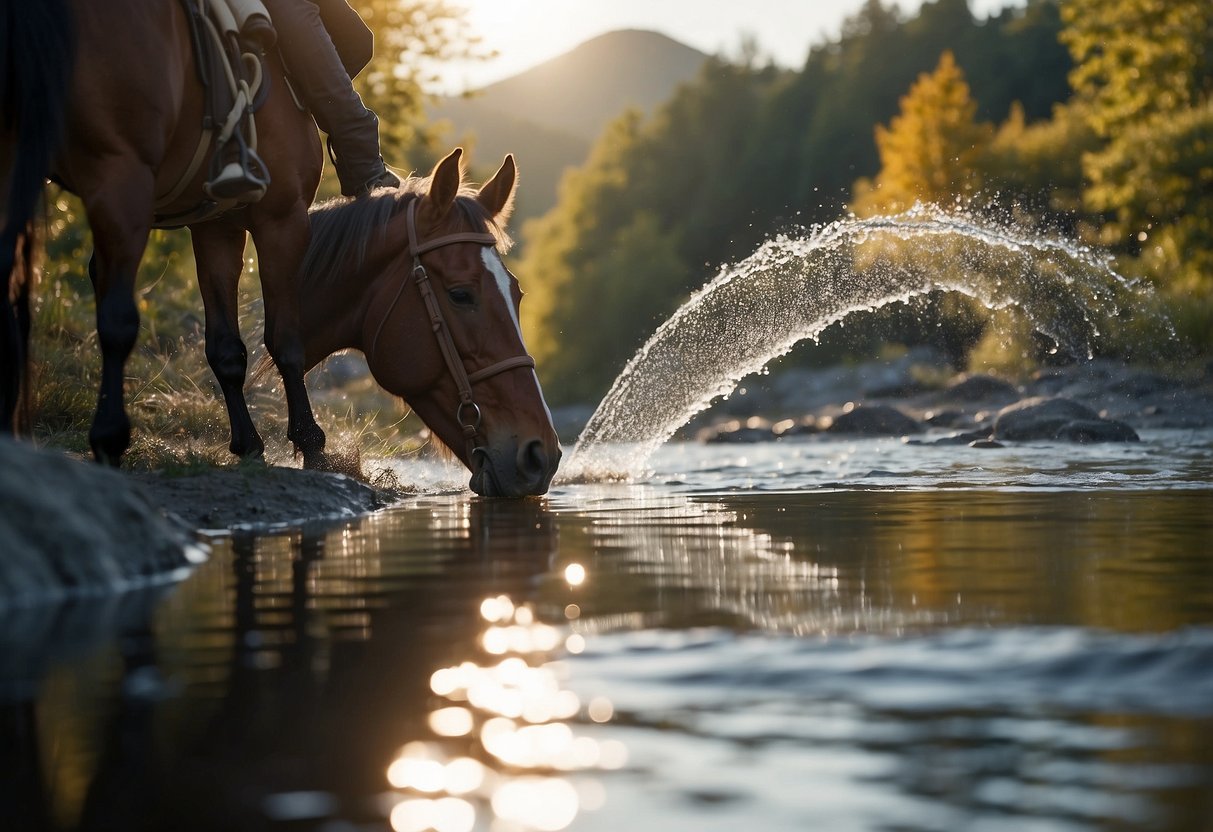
0;0;74;434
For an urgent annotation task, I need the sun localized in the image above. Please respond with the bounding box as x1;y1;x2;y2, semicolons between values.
443;1;608;92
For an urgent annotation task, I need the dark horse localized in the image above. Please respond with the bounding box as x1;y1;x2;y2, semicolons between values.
1;0;559;497
0;2;72;435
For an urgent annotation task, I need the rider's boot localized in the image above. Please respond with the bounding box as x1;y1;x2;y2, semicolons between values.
265;0;400;197
206;137;270;202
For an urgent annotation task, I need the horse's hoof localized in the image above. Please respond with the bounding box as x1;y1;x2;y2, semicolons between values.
92;451;123;467
302;450;331;472
90;441;126;467
232;440;266;462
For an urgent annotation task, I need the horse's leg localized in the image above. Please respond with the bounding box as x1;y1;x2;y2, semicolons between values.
249;211;326;468
84;176;154;465
0;232;31;435
189;219;265;460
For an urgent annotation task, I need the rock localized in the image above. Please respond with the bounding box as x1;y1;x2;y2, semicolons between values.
1054;419;1140;443
992;397;1101;441
0;439;197;608
940;373;1020;404
969;439;1005;449
927;429;994;446
863;379;927;399
923;409;968;427
826;404;922;436
992;397;1140;443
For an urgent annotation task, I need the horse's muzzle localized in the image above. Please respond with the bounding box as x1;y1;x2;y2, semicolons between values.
470;438;560;498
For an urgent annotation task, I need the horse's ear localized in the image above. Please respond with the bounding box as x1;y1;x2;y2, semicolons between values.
477;155;517;225
420;148;464;223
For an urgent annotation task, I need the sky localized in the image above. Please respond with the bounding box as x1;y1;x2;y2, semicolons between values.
441;0;1028;92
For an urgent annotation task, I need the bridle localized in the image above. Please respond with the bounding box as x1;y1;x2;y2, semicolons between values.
368;198;537;455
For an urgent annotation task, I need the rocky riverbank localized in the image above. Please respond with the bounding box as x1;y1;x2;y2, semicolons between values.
678;354;1213;447
0;438;397;608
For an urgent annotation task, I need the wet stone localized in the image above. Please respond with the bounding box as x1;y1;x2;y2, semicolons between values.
940;373;1020;404
928;429;994;446
992;397;1101;441
992;396;1142;443
826;404;922;436
1054;419;1140;443
923;409;968;428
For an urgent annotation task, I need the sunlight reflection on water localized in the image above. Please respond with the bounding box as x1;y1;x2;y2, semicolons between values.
9;436;1213;832
384;586;626;832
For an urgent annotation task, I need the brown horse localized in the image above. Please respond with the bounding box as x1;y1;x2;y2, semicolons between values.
295;150;560;496
1;0;559;496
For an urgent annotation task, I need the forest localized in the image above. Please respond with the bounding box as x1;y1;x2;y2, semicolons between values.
518;0;1213;404
30;0;1213;446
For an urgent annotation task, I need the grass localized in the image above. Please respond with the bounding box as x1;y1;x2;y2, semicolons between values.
32;324;435;478
29;209;433;480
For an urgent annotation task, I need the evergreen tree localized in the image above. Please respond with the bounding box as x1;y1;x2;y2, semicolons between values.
851;51;992;215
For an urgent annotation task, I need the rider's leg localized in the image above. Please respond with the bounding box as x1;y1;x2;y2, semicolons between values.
261;0;399;196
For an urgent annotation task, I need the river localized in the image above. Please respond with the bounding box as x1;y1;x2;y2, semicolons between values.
5;430;1213;831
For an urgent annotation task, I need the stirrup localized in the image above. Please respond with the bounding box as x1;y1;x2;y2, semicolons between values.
205;162;268;202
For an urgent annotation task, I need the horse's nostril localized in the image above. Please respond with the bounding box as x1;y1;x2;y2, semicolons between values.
517;439;547;479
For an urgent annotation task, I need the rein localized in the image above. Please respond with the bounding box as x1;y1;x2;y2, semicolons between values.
369;199;537;454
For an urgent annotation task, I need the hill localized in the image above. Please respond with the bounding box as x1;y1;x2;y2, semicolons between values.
431;30;709;227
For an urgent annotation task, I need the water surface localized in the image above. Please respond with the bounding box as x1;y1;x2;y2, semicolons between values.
5;433;1213;831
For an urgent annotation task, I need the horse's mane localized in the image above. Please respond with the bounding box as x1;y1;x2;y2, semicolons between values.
299;176;512;291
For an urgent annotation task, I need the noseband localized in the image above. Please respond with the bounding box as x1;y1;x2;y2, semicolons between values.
368;199;537;455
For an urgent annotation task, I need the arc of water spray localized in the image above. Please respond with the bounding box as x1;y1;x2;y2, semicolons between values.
562;205;1164;481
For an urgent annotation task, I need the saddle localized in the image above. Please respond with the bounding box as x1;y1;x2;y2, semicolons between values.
153;0;272;228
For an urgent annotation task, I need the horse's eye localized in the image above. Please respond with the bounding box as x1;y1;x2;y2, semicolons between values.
447;287;475;307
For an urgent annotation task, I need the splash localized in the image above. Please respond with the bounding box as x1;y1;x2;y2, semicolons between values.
563;205;1163;480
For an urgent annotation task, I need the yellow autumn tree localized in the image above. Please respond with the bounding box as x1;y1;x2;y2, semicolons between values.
1060;0;1213;353
851;50;993;216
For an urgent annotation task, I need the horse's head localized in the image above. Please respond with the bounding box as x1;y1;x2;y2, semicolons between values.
365;149;560;497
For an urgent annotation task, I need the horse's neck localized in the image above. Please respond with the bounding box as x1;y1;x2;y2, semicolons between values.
299;244;396;371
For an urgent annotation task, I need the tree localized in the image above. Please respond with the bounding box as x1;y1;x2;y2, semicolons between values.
1060;0;1213;353
850;50;992;215
1060;0;1213;242
983;100;1098;233
341;2;490;181
519;0;1080;404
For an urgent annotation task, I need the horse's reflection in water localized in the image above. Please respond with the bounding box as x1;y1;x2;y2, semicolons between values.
0;592;166;832
17;502;562;831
